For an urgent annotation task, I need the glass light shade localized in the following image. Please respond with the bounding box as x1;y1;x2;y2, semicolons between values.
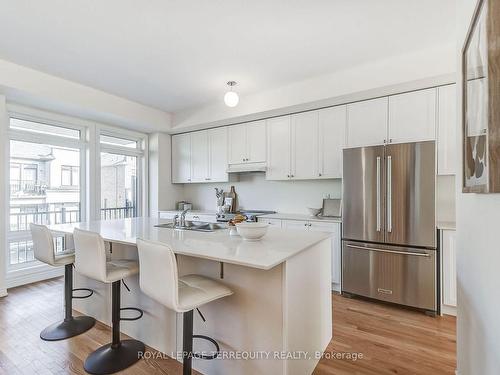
224;91;239;107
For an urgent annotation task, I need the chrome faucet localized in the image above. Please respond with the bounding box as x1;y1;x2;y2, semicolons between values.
179;209;189;227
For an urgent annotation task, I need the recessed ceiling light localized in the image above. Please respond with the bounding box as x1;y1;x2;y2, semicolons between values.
224;81;239;107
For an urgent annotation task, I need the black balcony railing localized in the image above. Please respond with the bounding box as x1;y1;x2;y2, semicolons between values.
100;203;136;220
9;203;135;232
10;180;46;195
10;203;81;232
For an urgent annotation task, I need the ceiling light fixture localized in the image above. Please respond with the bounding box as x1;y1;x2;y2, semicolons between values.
224;81;239;107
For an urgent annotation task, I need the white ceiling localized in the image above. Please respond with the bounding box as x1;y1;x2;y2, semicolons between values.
0;0;456;113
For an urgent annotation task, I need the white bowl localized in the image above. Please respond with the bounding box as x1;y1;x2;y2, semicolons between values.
235;222;269;241
307;207;322;217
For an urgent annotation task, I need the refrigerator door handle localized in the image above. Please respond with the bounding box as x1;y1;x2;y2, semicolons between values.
387;155;392;233
376;156;381;232
346;244;431;257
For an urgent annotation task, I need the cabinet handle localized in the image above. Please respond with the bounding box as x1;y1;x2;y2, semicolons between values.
319;173;322;177
377;288;393;295
287;174;290;178
389;139;393;143
304;224;308;226
290;174;294;178
309;223;312;227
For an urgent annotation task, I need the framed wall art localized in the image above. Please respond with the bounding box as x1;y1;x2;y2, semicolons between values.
462;0;500;193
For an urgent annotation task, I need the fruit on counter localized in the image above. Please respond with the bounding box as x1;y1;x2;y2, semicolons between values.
228;214;247;226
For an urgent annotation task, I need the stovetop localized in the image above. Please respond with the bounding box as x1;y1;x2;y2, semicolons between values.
216;210;276;222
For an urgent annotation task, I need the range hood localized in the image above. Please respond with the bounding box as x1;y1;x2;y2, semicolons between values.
227;162;267;173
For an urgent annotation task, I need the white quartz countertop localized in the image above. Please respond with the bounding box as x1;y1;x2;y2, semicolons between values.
259;213;342;223
48;217;332;270
437;221;456;230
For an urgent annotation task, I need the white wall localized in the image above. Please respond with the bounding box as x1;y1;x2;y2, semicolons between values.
0;58;171;132
173;45;456;131
182;173;341;214
149;132;183;217
0;95;8;296
456;0;500;374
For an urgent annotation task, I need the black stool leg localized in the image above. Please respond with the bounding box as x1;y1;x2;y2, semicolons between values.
40;264;95;341
84;280;145;375
183;310;194;375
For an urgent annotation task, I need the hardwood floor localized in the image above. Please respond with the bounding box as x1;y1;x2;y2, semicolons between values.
314;294;456;375
0;278;456;375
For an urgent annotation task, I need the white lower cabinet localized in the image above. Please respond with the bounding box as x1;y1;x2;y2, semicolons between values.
441;229;457;315
261;218;282;228
282;219;310;230
272;218;342;291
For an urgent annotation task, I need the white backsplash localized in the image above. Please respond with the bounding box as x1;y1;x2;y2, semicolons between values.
180;173;456;221
181;173;342;214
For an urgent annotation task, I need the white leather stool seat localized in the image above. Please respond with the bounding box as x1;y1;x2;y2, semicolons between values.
105;260;140;283
53;250;76;266
177;275;233;312
73;228;139;284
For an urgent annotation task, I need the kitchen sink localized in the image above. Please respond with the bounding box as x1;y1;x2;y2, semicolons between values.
155;222;225;232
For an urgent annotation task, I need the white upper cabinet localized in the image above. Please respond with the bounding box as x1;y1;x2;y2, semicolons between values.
208;127;228;182
247;120;267;163
437;85;457;175
190;130;209;182
318;106;346;178
291;111;319;179
171;133;191;183
267;108;345;180
228;120;266;164
388;88;436;144
172;129;228;184
347;97;388;148
266;116;291;180
228;124;247;164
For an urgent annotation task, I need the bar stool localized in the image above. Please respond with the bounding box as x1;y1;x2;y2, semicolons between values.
136;238;233;375
73;228;145;375
30;223;95;341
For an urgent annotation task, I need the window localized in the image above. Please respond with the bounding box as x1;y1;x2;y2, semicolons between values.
100;153;137;219
61;165;79;187
5;106;147;283
10;117;81;139
98;131;145;220
100;134;138;149
7;117;85;271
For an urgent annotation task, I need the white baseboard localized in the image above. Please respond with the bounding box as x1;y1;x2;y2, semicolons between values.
441;304;457;317
332;282;341;293
6;264;64;289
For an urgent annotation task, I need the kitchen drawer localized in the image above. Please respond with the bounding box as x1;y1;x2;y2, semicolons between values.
342;241;436;311
260;218;282;228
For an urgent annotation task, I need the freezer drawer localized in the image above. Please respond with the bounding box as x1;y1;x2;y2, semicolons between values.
342;241;436;311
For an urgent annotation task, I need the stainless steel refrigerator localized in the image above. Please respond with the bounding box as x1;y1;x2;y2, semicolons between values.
342;141;437;313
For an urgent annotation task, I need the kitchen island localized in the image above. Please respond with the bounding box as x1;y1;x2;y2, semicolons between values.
49;217;332;375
